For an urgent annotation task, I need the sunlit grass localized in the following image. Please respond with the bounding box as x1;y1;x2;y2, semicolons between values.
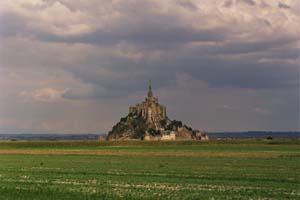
0;140;299;199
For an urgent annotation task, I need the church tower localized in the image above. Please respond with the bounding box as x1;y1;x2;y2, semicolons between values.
129;80;167;130
147;80;153;98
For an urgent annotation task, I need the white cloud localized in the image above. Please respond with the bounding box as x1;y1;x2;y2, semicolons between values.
20;88;66;102
0;0;94;36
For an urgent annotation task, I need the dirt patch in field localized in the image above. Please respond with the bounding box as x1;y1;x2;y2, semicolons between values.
0;149;294;158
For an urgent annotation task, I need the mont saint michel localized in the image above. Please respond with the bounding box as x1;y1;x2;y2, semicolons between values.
107;82;208;141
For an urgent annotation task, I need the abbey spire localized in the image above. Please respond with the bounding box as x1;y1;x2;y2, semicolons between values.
147;80;153;98
129;81;166;129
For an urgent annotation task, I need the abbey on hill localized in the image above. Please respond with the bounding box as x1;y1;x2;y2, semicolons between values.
107;81;208;140
129;81;166;130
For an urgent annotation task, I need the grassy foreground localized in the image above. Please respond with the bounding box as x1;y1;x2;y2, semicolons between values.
0;140;299;200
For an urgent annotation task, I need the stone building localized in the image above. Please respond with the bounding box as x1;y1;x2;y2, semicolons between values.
129;81;166;130
161;131;176;140
107;81;209;141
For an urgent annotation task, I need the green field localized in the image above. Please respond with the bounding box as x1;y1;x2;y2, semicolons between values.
0;140;299;200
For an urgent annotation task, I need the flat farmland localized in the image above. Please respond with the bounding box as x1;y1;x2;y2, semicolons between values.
0;140;299;200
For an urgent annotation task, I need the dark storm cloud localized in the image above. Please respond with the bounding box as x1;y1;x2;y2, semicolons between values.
226;0;257;7
1;0;299;94
214;37;296;55
260;1;270;8
175;0;198;11
0;13;27;37
166;35;297;60
61;27;226;48
0;8;226;50
237;0;256;6
223;0;233;8
59;41;299;101
278;2;291;9
177;56;298;89
0;12;58;42
0;16;226;49
260;47;299;60
64;61;174;99
56;30;298;98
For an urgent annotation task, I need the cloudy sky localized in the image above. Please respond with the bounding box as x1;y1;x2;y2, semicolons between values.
0;0;299;133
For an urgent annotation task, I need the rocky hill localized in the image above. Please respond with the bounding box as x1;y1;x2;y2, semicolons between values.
107;82;208;141
107;112;208;140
